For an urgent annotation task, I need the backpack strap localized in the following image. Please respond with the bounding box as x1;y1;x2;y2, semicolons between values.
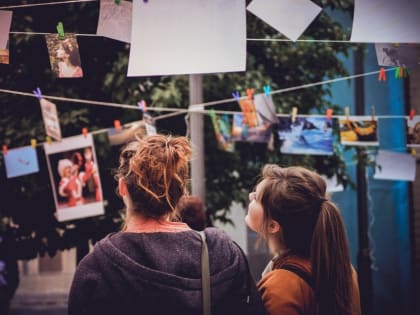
280;264;314;289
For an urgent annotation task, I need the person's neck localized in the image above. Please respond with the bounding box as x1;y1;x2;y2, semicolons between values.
124;213;170;233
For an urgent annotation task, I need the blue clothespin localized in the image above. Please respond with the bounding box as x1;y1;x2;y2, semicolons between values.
232;91;240;102
33;87;42;100
263;85;271;96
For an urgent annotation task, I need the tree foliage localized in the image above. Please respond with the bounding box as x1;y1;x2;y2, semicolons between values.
0;0;355;258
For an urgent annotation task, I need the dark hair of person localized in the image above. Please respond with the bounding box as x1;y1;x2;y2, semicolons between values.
62;38;81;67
257;164;353;315
176;195;206;230
114;134;192;219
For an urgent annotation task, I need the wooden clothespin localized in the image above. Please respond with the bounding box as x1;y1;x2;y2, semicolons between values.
56;22;65;40
82;128;88;138
114;120;122;131
30;139;37;148
246;88;254;101
370;106;375;121
411;149;417;156
378;67;386;81
344;106;350;122
291;107;298;123
46;136;52;144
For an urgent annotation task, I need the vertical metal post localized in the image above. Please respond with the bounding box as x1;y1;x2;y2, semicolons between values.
354;47;374;315
188;74;205;201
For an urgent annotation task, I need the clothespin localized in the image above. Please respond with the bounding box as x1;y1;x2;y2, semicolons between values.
138;100;147;113
32;87;42;100
326;108;333;122
395;67;402;79
393;43;399;47
82;127;88;138
411;148;417;156
2;144;7;154
378;67;386;81
291;107;298;123
115;0;121;4
232;91;240;102
409;109;415;120
56;22;65;40
370;106;375;121
30;139;37;148
246;88;254;100
46;136;52;144
114;120;121;131
344;106;350;122
263;85;271;97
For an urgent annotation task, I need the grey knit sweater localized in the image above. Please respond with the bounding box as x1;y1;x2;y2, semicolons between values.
67;227;267;315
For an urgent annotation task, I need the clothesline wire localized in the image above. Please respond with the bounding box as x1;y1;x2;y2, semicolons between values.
0;0;96;10
0;67;400;120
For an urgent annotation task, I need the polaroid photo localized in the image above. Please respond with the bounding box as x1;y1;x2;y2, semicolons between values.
406;116;420;148
339;116;379;146
278;116;334;155
0;10;13;49
374;150;416;182
39;98;62;141
45;33;84;78
254;93;278;124
44;134;104;222
375;43;420;67
3;146;39;178
97;0;132;43
231;113;272;143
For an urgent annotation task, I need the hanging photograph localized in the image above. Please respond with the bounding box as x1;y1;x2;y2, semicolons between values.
44;134;104;222
209;111;235;152
407;116;420;147
232;113;272;143
375;43;420;67
97;0;132;43
0;10;12;49
3;146;39;179
374;150;416;181
254;93;278;124
339;116;379;146
39;98;62;141
45;33;84;78
278;116;334;155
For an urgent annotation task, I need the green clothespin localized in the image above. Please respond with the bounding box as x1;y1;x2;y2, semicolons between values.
56;22;65;40
395;67;401;79
115;0;121;4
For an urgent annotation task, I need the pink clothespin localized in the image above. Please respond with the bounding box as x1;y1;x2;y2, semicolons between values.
409;109;415;120
114;120;121;131
82;128;88;138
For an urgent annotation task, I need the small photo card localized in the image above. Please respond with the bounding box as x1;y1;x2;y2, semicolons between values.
339;116;379;146
0;10;13;49
374;150;416;182
232;113;272;143
45;33;84;78
44;134;104;222
407;116;420;148
209;111;235;152
40;98;62;141
97;0;132;43
375;43;420;68
278;116;334;155
3;146;39;179
254;93;278;124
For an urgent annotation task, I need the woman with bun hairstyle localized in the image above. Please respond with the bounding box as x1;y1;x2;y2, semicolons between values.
68;134;267;315
246;164;361;315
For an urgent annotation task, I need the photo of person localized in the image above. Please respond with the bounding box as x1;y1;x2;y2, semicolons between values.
375;43;420;67
277;116;334;155
44;134;104;222
45;33;83;78
407;116;420;147
339;116;379;146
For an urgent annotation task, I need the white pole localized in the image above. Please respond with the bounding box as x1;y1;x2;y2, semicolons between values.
188;74;205;200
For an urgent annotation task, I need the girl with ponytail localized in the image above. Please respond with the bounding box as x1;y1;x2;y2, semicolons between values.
246;164;361;315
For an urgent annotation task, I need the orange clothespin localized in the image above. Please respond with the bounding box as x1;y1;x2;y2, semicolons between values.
30;139;37;148
344;106;350;122
2;144;7;154
326;108;333;121
370;106;375;121
411;148;417;156
291;107;298;123
82;127;88;138
378;67;386;81
246;88;254;100
410;109;415;120
46;136;52;144
399;67;404;78
114;120;121;131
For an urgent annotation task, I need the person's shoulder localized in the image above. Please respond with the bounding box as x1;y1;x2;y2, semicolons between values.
259;268;310;292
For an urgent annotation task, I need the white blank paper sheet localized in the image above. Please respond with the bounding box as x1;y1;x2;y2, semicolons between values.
127;0;246;76
247;0;322;42
351;0;420;43
374;150;416;182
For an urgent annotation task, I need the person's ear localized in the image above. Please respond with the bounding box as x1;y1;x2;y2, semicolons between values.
118;178;128;197
267;219;281;234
